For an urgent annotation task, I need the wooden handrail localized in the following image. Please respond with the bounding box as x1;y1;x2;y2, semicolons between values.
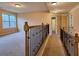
29;25;41;28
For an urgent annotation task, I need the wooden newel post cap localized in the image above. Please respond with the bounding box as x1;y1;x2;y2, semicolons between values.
75;33;78;37
24;22;29;32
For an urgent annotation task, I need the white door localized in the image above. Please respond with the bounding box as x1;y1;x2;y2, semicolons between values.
51;17;57;34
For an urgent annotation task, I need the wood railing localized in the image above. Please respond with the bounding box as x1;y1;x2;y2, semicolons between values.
24;22;49;56
60;28;79;56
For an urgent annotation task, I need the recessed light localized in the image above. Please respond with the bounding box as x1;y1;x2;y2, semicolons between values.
51;2;57;5
15;4;21;7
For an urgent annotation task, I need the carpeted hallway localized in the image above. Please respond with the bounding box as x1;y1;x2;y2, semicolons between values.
42;34;67;56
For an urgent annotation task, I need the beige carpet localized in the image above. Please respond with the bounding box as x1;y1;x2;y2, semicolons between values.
42;34;67;56
0;32;25;56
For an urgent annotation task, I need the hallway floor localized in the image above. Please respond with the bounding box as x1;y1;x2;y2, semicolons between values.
42;34;67;56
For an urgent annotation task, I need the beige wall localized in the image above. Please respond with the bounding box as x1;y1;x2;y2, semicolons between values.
61;15;68;28
18;12;50;25
18;12;52;35
69;4;79;34
0;10;2;27
17;4;79;36
50;14;68;35
18;12;69;35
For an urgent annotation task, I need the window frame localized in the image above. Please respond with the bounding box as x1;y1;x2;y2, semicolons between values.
0;10;18;36
2;12;10;29
2;12;17;29
9;14;17;28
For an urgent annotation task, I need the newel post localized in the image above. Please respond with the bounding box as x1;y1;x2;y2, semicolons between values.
24;22;29;56
74;33;79;56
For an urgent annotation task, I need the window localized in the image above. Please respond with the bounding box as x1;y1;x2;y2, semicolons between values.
0;9;18;36
2;13;17;29
2;13;9;29
10;15;16;28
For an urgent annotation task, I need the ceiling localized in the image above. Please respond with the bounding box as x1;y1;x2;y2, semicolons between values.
0;2;48;13
47;2;79;14
0;2;79;14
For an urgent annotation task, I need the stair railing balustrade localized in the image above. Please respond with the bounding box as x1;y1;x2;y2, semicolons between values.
60;27;79;56
24;22;49;56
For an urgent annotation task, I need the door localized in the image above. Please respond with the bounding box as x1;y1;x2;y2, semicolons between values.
51;17;57;34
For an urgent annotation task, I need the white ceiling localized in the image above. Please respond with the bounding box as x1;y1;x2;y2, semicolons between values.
47;2;79;14
0;2;48;13
0;2;79;14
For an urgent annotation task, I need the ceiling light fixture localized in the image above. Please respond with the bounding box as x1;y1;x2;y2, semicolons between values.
15;4;21;7
51;2;57;5
51;10;63;13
